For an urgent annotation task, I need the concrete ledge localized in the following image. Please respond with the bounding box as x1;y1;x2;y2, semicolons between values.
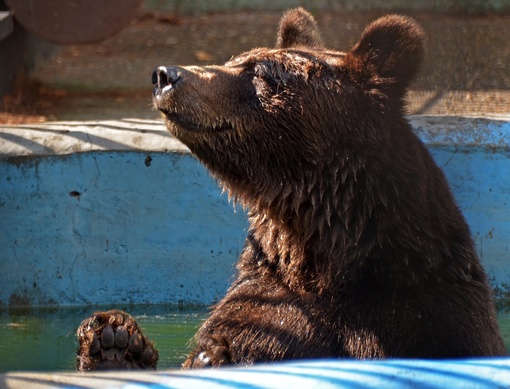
0;118;187;157
2;116;510;158
1;115;510;307
410;115;510;147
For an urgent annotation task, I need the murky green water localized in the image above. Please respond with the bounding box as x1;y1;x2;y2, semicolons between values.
1;306;509;373
0;305;207;373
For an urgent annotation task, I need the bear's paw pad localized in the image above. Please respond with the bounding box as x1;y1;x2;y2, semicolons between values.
76;309;158;371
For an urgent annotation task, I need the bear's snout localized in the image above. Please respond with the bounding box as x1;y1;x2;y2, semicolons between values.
152;66;182;98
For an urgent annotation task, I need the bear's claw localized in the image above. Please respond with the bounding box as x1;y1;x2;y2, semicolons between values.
183;336;231;368
76;309;158;371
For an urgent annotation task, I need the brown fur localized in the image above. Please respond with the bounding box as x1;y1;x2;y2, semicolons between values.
153;8;506;367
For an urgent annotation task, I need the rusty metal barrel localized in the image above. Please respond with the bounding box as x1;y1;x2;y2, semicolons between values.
5;0;142;44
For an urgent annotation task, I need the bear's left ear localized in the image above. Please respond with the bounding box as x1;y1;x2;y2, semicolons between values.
276;8;324;49
345;15;424;92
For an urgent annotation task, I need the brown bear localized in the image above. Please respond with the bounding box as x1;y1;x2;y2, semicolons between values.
77;8;505;370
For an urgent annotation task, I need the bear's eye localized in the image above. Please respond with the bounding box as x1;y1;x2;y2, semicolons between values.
256;77;280;97
252;63;267;77
243;60;282;78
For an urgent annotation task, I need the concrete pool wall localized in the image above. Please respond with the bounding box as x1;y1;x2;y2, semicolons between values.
1;115;510;307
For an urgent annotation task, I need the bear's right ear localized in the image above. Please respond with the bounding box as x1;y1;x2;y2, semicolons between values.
276;8;324;49
345;15;424;92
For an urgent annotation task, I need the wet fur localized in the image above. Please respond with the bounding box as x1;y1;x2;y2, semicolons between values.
154;8;506;367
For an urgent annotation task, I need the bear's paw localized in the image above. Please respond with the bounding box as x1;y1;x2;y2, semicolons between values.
183;336;231;369
76;309;158;371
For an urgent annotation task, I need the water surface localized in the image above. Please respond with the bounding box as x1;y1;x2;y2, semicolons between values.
1;305;509;373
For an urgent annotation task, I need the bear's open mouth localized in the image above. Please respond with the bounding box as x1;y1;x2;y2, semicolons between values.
162;111;234;134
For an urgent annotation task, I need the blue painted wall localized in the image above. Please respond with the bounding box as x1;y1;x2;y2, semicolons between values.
412;116;510;297
1;116;509;307
0;152;248;306
430;146;510;296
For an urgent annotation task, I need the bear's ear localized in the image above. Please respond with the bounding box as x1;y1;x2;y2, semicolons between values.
276;8;324;49
345;15;424;91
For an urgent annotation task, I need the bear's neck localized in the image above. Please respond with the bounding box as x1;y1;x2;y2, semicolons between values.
240;156;385;293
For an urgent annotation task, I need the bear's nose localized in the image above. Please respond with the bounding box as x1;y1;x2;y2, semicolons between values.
152;66;182;96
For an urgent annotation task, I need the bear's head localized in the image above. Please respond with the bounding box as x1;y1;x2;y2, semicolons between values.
153;9;425;289
152;8;424;210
